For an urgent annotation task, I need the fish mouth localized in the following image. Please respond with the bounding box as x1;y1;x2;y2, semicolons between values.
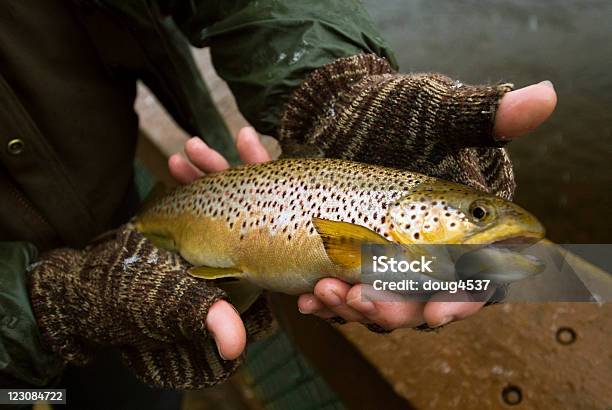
455;245;546;283
458;219;546;283
457;231;546;283
463;223;545;247
489;233;544;251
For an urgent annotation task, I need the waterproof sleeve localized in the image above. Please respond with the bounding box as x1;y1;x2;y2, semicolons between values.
0;242;63;386
169;0;397;135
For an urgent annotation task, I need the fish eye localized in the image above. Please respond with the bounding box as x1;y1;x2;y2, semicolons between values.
468;200;494;223
471;206;486;220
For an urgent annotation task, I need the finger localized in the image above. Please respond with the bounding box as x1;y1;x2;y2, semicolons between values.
236;127;271;164
168;153;204;185
313;278;369;323
423;288;494;328
494;81;557;140
205;300;246;361
346;284;426;330
185;137;230;173
297;293;325;314
297;294;337;318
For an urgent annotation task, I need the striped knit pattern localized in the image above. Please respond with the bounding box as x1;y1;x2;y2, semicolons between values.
279;54;516;200
28;224;273;389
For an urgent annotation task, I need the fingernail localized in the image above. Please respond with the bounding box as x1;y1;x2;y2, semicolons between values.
298;300;310;314
298;296;317;314
230;304;241;316
432;316;454;328
538;80;554;89
216;344;228;361
208;329;228;360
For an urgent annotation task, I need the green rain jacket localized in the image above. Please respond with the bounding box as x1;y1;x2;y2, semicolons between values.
0;0;396;386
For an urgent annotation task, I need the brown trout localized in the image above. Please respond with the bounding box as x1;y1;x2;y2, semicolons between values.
135;158;544;295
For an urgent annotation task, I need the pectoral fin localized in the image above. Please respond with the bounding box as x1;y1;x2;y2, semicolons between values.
188;266;244;280
143;233;176;251
312;217;390;269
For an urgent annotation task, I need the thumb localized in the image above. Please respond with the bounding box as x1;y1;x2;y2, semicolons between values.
206;300;247;360
494;81;557;140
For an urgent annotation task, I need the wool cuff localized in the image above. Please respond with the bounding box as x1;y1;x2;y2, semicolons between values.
279;54;512;152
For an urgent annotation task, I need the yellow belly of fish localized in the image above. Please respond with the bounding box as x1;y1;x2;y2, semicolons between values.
137;213;353;294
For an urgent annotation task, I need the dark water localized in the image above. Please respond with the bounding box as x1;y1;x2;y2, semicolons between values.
364;0;612;243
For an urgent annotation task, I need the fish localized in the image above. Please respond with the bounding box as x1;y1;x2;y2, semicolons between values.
134;158;545;298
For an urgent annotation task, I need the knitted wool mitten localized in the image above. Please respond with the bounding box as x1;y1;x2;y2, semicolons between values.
28;224;273;389
279;54;516;200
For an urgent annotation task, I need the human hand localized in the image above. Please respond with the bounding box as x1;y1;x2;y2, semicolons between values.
493;80;556;140
296;81;556;330
29;225;244;389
